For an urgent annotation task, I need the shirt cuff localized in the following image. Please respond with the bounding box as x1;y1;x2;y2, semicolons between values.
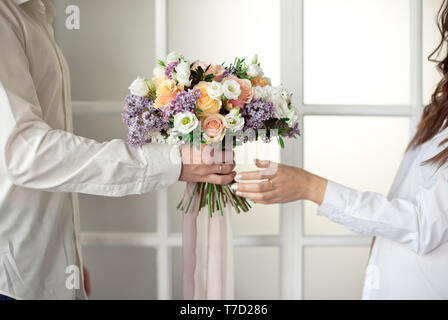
318;180;352;219
140;143;182;193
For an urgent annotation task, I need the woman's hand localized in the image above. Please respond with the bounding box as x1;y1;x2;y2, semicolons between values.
232;159;328;205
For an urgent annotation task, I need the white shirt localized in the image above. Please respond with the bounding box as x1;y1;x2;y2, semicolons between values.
0;0;181;299
319;124;448;299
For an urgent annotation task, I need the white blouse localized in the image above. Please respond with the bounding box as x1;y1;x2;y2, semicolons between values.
0;0;181;299
319;124;448;299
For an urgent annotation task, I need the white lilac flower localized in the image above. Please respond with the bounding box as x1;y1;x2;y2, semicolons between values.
173;112;199;135
128;77;150;97
144;130;165;144
247;64;263;78
175;61;191;87
166;52;184;64
165;130;182;146
207;81;224;100
222;79;241;100
223;108;245;132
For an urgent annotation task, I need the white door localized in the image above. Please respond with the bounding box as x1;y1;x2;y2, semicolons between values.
53;0;443;300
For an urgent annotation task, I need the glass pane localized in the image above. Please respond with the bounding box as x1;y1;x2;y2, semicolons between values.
78;194;157;233
169;182;187;234
304;116;410;235
235;247;280;299
168;0;281;84
304;246;370;300
171;248;183;299
304;0;410;105
233;140;280;235
82;246;157;299
172;247;280;299
73;113;128;142
54;0;156;101
423;0;445;105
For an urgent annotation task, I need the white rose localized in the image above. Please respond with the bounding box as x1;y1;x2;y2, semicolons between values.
207;81;224;100
175;61;191;87
222;79;241;100
166;52;184;64
153;65;165;77
273;94;290;119
247;64;263;78
129;77;150;97
286;108;300;127
173;112;199;135
224;108;245;132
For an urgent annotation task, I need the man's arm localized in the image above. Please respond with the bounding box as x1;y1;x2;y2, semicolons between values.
0;9;233;196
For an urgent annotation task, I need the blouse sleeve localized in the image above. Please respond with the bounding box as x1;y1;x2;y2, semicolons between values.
318;166;448;256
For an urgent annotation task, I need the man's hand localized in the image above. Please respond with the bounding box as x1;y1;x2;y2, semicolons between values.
179;144;236;185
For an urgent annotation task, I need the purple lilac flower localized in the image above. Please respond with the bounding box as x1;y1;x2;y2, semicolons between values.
122;94;170;147
122;94;153;126
274;120;301;138
222;67;236;78
241;99;275;130
165;61;179;79
161;89;202;121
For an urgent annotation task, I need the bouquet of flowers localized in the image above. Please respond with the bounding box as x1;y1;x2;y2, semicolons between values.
122;52;300;216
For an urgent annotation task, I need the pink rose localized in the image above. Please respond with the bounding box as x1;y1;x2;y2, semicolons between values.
223;75;254;110
202;114;226;144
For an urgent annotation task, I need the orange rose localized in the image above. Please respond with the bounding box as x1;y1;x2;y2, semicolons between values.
194;81;222;117
224;75;254;110
202;114;226;144
154;79;179;109
251;76;270;88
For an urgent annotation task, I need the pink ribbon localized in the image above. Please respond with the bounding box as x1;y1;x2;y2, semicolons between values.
182;183;234;300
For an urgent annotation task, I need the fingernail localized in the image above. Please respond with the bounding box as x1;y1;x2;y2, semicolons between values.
235;174;242;180
231;184;238;191
236;191;243;196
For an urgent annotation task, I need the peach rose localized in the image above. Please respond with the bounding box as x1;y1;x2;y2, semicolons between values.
202;114;226;144
152;75;169;91
194;81;222;117
154;79;179;109
251;76;270;88
192;62;226;82
224;75;254;110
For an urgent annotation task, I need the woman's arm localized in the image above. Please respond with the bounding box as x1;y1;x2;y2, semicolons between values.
234;159;448;256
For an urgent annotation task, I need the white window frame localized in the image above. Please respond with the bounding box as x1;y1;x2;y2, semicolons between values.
75;0;423;300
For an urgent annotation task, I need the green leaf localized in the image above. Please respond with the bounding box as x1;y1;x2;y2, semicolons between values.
278;136;285;148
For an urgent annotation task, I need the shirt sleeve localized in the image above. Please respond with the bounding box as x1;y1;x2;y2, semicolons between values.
0;8;181;197
318;167;448;256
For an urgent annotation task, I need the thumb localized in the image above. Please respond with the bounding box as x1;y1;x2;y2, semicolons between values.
254;159;271;168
